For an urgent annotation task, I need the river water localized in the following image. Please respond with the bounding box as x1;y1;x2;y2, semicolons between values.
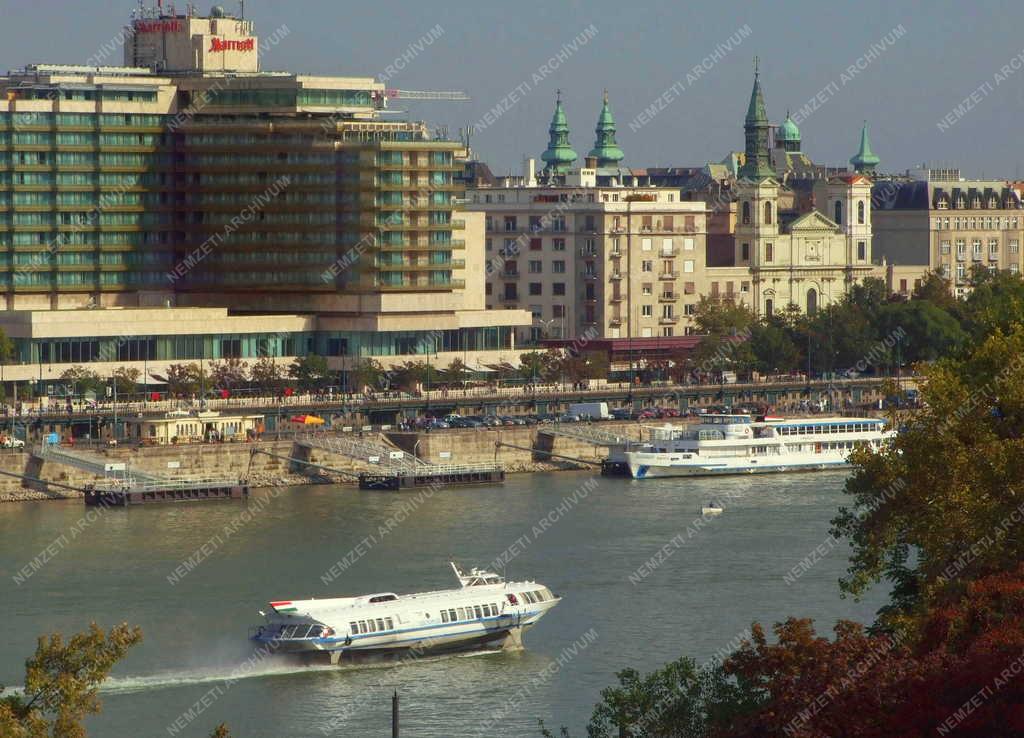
0;470;887;737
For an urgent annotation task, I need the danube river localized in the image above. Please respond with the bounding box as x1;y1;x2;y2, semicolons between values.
1;471;887;737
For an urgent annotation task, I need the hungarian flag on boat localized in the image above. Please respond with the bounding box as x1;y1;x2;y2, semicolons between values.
270;600;298;613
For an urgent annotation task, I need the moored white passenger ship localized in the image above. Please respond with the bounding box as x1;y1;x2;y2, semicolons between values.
624;414;893;479
250;563;560;663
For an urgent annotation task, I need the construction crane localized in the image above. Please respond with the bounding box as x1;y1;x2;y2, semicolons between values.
373;89;470;109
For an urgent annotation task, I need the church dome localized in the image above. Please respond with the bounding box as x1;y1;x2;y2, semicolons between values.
778;112;800;143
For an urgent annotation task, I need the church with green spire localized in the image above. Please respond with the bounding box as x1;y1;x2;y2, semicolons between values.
730;60;878;319
587;91;625;168
850;121;881;175
540;91;578;176
738;59;775;181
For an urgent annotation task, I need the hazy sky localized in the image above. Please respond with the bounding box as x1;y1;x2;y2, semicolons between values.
3;0;1023;178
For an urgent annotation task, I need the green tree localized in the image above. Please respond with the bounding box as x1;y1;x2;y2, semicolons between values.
209;358;248;392
112;367;141;397
833;322;1024;634
691;296;755;336
0;623;142;738
539;656;760;737
959;268;1024;337
250;357;283;395
561;350;610;383
442;358;470;388
341;357;379;393
876;300;967;364
164;363;204;396
748;321;800;375
58;367;104;398
0;327;14;365
911;269;957;311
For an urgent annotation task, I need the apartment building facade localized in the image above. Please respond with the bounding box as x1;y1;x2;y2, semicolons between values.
873;180;1024;298
468;171;707;343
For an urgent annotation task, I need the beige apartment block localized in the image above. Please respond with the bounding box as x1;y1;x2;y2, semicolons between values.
873;180;1024;298
468;172;708;343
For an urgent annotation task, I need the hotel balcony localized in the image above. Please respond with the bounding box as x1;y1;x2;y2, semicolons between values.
609;271;623;280
609;294;624;302
501;270;520;279
658;272;677;280
659;293;679;302
659;316;678;324
660;247;677;257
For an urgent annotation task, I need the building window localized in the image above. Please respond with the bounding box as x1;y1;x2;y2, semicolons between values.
765;243;774;262
857;241;866;260
972;240;982;260
956;263;965;281
641;284;653;296
956;240;966;260
684;303;696;316
741;281;749;293
641;260;653;272
683;260;694;273
529;260;542;273
834;201;842;225
989;238;999;259
1011;263;1020;274
765;299;774;317
504;216;517;232
662;327;674;337
940;240;951;254
742;201;751;225
641;305;653;317
529;238;542;251
552;304;565;318
485;238;492;251
857;201;865;224
807;288;818;315
552;260;566;273
529;283;542;295
764;201;772;225
741;243;749;261
1011;239;1020;254
641;238;652;251
553;282;566;296
553;238;565;251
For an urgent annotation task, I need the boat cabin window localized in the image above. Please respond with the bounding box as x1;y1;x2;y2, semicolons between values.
385;617;394;630
474;605;483;619
369;594;398;603
457;607;466;619
376;618;385;631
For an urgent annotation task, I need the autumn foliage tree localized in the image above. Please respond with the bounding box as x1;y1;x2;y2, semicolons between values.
0;623;142;738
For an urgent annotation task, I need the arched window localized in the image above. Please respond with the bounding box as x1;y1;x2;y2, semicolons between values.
806;288;818;315
834;201;843;225
765;298;774;317
764;201;773;225
857;201;865;224
742;201;751;225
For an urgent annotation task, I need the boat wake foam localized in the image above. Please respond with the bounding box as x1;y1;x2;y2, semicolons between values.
96;648;508;695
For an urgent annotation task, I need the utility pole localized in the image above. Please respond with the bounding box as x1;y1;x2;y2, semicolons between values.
392;690;399;738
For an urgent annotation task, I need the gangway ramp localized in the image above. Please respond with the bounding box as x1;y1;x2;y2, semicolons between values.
539;423;637;448
295;431;428;471
34;444;166;482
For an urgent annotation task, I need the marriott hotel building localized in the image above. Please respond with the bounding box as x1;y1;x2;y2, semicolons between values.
0;5;529;387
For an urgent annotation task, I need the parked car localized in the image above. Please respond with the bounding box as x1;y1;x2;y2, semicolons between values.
611;408;638;421
658;408;681;419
